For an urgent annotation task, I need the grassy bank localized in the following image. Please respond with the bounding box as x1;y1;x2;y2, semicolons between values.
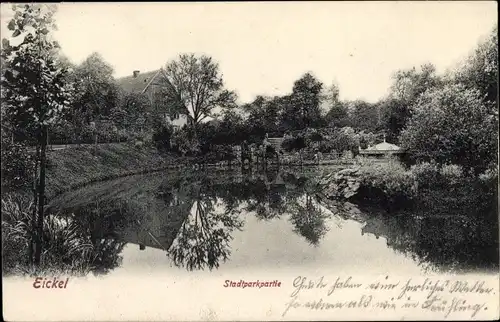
45;143;184;199
3;143;174;276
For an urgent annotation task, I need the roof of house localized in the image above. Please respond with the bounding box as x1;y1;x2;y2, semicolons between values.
116;70;161;94
359;139;404;154
365;141;401;151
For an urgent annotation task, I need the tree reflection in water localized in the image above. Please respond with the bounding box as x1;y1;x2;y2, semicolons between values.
167;181;244;271
46;167;498;274
288;192;330;246
51;199;134;275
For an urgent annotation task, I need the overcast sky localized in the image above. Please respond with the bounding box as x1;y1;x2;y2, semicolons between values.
1;2;497;104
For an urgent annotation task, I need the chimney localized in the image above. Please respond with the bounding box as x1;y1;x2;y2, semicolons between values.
133;70;140;78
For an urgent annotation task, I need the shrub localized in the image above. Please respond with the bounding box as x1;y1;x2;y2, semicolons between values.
479;164;498;181
152;124;174;151
282;134;306;152
318;140;335;153
409;162;465;191
410;162;440;190
1;140;35;193
440;164;465;186
304;128;323;144
212;145;236;162
1;193;123;276
170;128;200;156
357;160;417;206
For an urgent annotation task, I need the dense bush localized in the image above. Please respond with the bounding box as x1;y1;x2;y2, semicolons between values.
410;162;465;190
400;84;497;175
1;140;35;193
152;124;174;151
47;122;132;145
282;134;306;152
356;160;417;207
318;140;336;153
330;127;359;154
304;128;323;144
214;145;237;162
170;127;200;156
323;158;497;217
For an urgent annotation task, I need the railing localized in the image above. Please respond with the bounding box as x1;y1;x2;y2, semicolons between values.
27;142;125;153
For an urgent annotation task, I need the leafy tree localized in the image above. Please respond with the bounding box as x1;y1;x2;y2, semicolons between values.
282;133;306;152
331;127;359;154
289;193;329;246
71;52;119;124
390;63;442;104
56;52;121;144
323;82;351;128
1;4;73;265
382;63;443;141
400;84;497;175
378;98;409;143
348;100;381;133
114;91;151;131
158;54;237;137
281;73;324;130
215;108;247;145
244;95;285;137
453;25;498;117
323;82;340;108
152;123;174;151
325;101;350;128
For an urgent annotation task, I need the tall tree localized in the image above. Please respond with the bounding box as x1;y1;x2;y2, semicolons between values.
390;63;442;104
400;84;497;174
114;92;151;131
453;25;498;117
378;98;409;143
72;52;119;122
281;73;324;130
65;52;120;144
244;95;285;136
324;82;340;107
382;63;443;141
1;4;73;265
158;54;237;137
348;100;381;133
323;82;351;128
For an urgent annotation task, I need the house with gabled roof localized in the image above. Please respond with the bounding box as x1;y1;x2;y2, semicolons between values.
117;69;188;130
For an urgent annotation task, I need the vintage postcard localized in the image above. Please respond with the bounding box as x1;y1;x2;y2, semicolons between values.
1;1;499;321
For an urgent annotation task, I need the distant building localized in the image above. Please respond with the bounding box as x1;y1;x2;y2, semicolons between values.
359;136;404;158
116;69;188;131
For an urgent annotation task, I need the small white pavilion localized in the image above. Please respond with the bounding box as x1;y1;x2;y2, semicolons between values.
359;134;404;158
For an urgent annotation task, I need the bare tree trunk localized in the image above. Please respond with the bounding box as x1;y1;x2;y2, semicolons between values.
192;120;199;147
46;128;50;151
34;127;48;266
94;131;98;153
29;144;40;266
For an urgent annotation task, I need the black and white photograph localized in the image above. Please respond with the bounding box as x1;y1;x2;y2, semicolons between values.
1;1;498;321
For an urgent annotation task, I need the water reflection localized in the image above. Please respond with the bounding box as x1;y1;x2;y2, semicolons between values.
47;166;498;274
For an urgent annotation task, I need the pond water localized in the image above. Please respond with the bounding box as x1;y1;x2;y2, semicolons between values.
47;166;498;276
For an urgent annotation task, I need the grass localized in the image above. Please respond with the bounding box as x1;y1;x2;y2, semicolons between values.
3;142;175;276
45;142;184;199
1;193;97;277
